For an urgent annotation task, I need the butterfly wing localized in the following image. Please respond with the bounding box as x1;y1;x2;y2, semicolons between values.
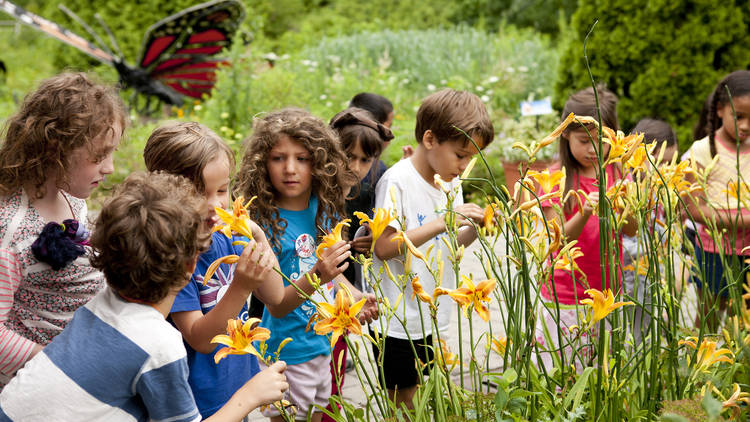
0;0;114;65
136;0;245;100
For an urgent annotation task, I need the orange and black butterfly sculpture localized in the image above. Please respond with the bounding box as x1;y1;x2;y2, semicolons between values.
0;0;245;110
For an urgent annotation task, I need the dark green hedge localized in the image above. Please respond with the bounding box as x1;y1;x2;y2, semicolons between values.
554;0;750;152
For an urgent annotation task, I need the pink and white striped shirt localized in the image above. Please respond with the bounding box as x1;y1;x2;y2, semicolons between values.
0;189;104;386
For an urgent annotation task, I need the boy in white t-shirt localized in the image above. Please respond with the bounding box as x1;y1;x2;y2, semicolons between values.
372;89;494;409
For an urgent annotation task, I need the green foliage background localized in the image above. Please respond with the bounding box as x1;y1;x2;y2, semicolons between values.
555;0;750;152
3;0;750;201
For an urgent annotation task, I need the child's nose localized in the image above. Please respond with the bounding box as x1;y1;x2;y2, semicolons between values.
207;195;223;211
284;158;296;173
101;154;115;175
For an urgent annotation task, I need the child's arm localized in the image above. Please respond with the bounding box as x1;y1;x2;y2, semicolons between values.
621;209;638;237
545;191;598;243
205;361;289;421
682;166;750;230
171;239;277;354
263;241;352;318
374;203;484;261
686;201;750;229
0;250;43;372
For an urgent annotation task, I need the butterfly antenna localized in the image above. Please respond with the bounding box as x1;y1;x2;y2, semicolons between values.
58;4;114;58
93;13;123;59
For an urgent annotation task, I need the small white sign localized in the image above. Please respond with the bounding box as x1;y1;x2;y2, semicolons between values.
520;98;553;116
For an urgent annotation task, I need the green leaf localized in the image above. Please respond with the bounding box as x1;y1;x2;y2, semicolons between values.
563;367;595;411
507;397;527;414
701;391;722;421
658;413;690;422
502;368;518;385
495;386;509;411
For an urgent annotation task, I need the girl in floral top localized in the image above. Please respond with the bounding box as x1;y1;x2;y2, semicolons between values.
0;73;126;386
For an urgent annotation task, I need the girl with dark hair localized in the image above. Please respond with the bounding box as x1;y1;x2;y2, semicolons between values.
685;70;750;330
322;107;393;421
535;86;636;369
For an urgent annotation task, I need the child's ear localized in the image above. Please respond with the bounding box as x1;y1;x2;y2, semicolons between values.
716;103;726;119
185;254;199;275
422;130;437;150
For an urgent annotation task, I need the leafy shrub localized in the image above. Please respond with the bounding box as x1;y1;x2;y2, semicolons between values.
555;0;750;153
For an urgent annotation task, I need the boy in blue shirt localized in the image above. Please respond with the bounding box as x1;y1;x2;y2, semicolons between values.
0;172;288;421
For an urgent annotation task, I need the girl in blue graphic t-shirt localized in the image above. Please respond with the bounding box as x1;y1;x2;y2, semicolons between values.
234;108;379;422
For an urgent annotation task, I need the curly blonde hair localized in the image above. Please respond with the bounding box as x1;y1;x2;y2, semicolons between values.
234;108;357;252
0;72;127;199
90;172;210;304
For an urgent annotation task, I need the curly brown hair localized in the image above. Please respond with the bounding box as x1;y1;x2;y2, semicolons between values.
234;108;357;252
90;172;210;304
0;72;127;199
143;121;235;193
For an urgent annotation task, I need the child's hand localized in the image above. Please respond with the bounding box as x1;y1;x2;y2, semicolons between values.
243;361;289;407
248;218;267;241
402;145;414;159
312;241;351;284
357;293;379;323
582;191;599;216
350;235;373;253
453;203;485;227
234;239;275;293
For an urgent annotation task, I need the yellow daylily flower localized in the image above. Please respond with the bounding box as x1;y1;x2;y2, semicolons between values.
353;208;396;250
553;246;584;275
603;128;643;165
679;336;734;373
724;180;750;203
723;383;750;410
203;254;240;285
447;275;497;322
410;276;434;306
315;219;350;259
460;157;477;180
527;168;566;195
213;196;256;240
211;317;270;364
433;285;451;302
481;199;501;235
580;288;633;325
313;284;366;346
625;141;657;172
491;336;510;355
545;219;563;256
435;338;458;371
623;255;650;276
392;230;425;261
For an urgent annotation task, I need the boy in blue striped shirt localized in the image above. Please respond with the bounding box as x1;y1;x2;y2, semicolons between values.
0;172;288;421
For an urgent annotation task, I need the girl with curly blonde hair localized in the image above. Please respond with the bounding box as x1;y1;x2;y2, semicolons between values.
234;108;377;422
0;72;126;387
